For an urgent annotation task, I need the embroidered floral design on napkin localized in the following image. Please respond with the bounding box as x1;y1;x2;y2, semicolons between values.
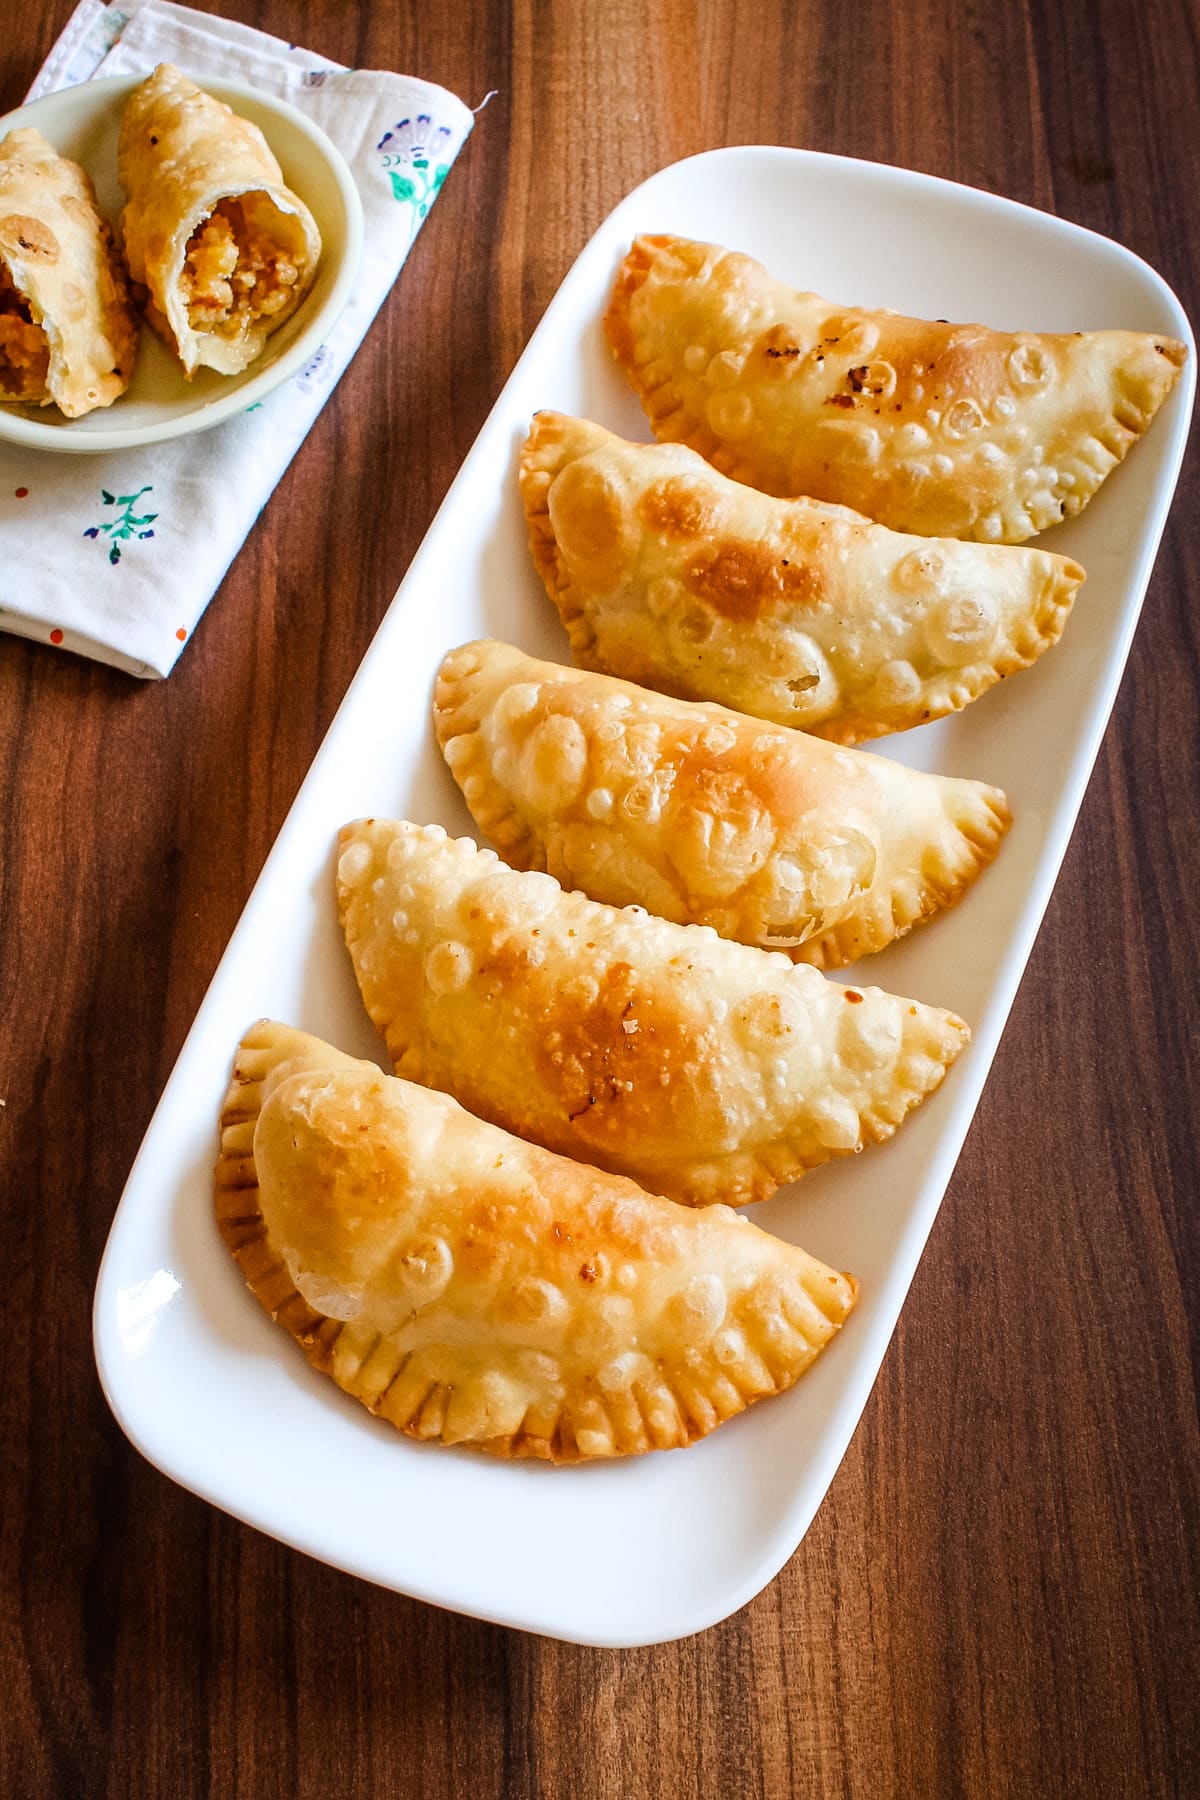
378;114;453;218
83;486;158;565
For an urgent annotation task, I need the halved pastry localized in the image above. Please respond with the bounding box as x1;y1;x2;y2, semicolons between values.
216;1020;858;1461
604;234;1187;542
433;640;1010;969
521;412;1085;743
0;127;136;415
119;64;321;377
337;818;970;1208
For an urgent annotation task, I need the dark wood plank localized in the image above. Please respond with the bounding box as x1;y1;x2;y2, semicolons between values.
1;1;1197;1796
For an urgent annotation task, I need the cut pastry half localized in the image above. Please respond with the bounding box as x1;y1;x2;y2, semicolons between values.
604;234;1186;542
0;127;136;415
119;65;321;377
433;640;1010;969
520;411;1084;744
336;818;971;1208
216;1021;858;1462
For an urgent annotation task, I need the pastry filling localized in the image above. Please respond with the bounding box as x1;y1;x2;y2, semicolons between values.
181;196;301;337
0;263;50;400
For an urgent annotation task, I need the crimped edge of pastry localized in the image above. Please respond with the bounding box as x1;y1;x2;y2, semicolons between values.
518;409;1084;745
215;1022;349;1353
434;643;547;871
520;409;575;607
603;233;729;463
215;1020;859;1461
794;782;1012;970
809;568;1075;743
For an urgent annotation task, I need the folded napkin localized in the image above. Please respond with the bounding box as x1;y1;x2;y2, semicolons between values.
0;0;474;676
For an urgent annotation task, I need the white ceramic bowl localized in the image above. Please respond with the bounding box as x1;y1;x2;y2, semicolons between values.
0;74;364;452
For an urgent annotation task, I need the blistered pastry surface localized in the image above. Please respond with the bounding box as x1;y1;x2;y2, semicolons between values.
336;819;969;1207
520;411;1083;743
604;234;1186;542
215;1021;857;1461
434;639;1010;968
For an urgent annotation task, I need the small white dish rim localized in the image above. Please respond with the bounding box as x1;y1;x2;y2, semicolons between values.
0;73;364;453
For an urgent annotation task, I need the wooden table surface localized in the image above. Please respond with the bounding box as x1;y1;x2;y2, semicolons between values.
3;2;1198;1795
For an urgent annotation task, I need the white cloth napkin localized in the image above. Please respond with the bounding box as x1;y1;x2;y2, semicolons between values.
0;0;475;676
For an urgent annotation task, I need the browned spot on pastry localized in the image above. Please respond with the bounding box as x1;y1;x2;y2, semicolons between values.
549;459;629;584
844;990;863;1003
537;960;671;1140
756;323;812;375
1152;338;1188;370
684;540;821;620
0;214;58;260
883;318;1009;404
668;760;776;899
474;932;538;995
638;476;719;540
924;335;1010;398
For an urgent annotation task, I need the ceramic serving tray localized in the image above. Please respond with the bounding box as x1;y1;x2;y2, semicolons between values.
93;147;1194;1647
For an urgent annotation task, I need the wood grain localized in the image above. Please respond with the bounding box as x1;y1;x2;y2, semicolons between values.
1;2;1198;1795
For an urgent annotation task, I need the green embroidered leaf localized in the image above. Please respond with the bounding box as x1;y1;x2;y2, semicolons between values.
389;172;416;202
101;489;114;505
419;202;428;218
433;164;449;191
412;157;428;170
130;513;159;528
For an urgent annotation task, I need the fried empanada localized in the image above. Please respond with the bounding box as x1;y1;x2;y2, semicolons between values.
0;127;136;415
604;234;1186;543
119;65;321;377
216;1020;857;1461
433;640;1010;968
336;818;970;1208
521;412;1084;744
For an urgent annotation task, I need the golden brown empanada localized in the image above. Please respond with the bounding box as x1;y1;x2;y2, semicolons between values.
521;411;1085;744
119;64;321;377
0;127;136;415
336;818;970;1208
433;640;1010;969
216;1020;858;1461
604;234;1186;543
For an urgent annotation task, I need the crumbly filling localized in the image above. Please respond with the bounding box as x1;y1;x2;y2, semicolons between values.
181;198;300;336
0;264;50;399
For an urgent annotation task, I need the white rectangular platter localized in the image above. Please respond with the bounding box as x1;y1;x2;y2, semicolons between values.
94;148;1194;1647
